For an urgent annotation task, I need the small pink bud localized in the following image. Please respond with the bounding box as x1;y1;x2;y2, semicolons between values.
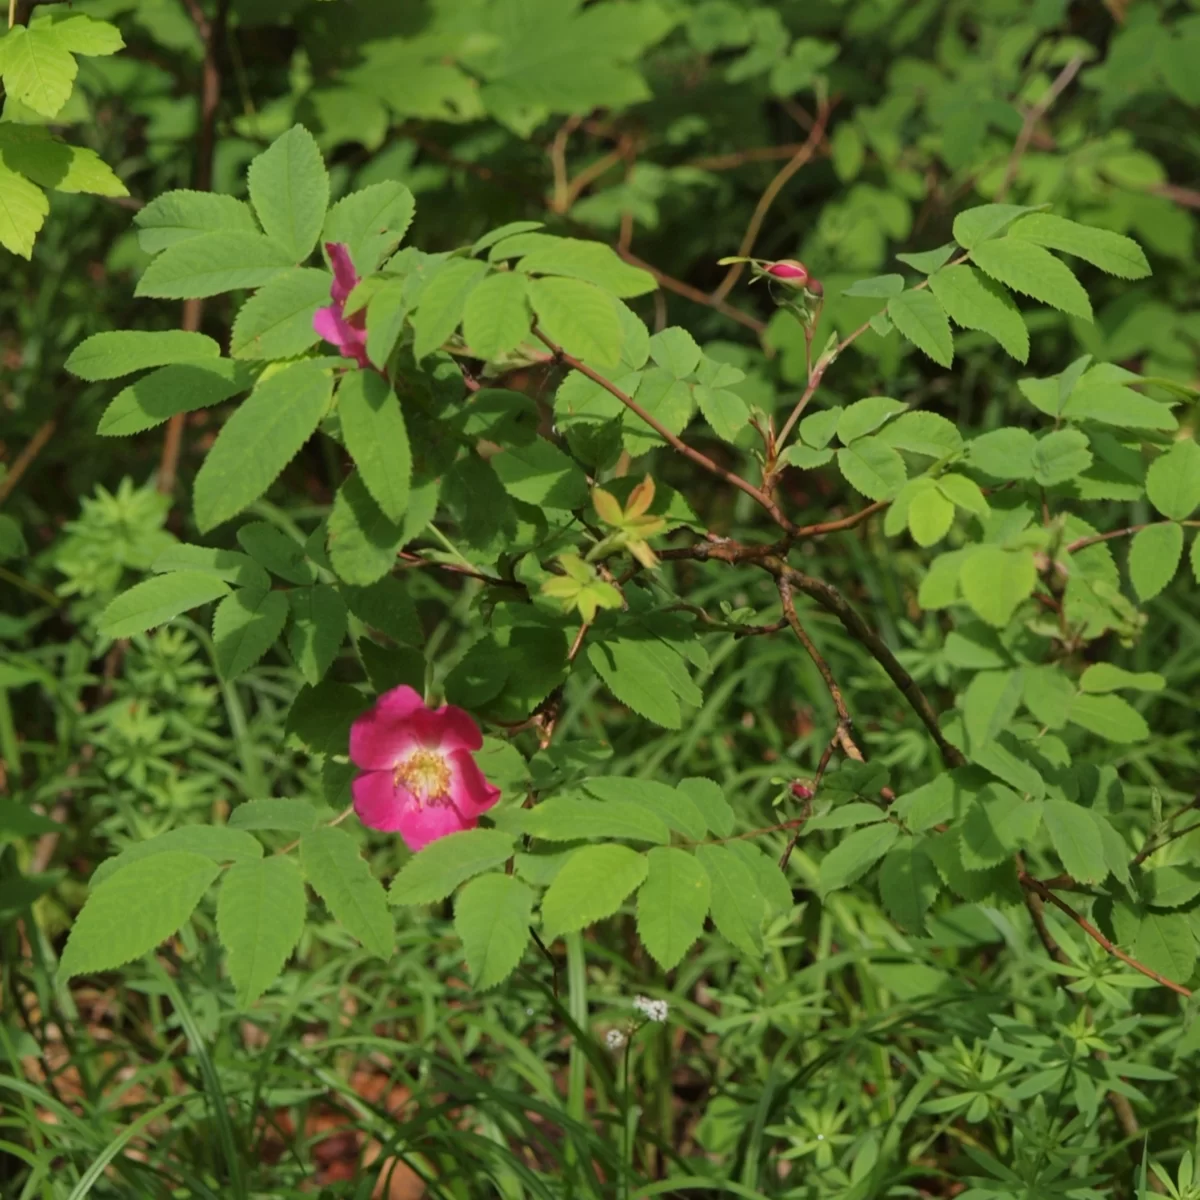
764;260;809;284
791;782;814;801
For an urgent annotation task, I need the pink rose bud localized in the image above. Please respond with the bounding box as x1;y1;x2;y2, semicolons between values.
764;260;810;285
791;782;814;801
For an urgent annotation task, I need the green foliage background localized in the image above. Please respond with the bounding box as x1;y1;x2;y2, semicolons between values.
3;0;1200;1197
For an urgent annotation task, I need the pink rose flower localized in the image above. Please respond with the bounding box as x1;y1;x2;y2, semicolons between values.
349;686;501;851
313;242;370;369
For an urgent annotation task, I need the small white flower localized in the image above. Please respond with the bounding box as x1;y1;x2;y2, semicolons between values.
632;995;669;1023
605;1028;627;1050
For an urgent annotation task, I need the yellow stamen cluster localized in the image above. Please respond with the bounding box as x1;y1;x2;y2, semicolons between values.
394;749;451;805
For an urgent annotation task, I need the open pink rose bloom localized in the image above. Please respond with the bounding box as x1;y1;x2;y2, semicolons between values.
349;686;501;851
313;241;371;368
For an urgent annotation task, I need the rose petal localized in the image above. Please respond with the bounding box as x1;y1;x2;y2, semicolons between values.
325;242;359;304
447;749;501;817
352;769;410;832
396;799;474;851
426;703;485;753
349;686;427;769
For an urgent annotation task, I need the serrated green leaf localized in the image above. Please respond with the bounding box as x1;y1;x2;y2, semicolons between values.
411;258;489;361
818;822;900;897
0;25;77;118
582;776;708;841
389;829;516;906
489;437;588;509
246;125;329;262
696;843;766;956
41;14;123;56
60;852;220;979
961;787;1041;868
1068;693;1150;743
928;264;1028;362
887;289;953;367
343;576;422;646
133;189;258;255
194;362;332;533
837;397;906;445
876;411;962;458
1046;796;1108;892
962;670;1024;757
228;799;320;833
878;841;941;931
799;407;842;449
0;125;127;197
530;276;622;368
1060;381;1177;431
836;437;907;501
1146;440;1200;521
896;243;956;274
1078;664;1164;694
327;475;408;586
842;273;904;298
0;161;48;258
322;181;414;274
968;237;1092;321
541;844;648;940
66;330;221;381
286;681;365;757
677;777;735;838
236;521;315;585
287;584;347;684
1010;213;1151;280
960;545;1037;627
520;796;669;845
937;473;989;515
100;571;230;638
1128;522;1184;602
135;231;296;300
230;268;330;360
1144;867;1200;910
1132;911;1195;984
300;826;394;958
461;270;531;360
968;428;1037;480
518;239;656;298
338;371;411;522
90;826;262;889
152;544;267;590
637;847;711;971
907;486;955;546
587;636;681;729
212;587;288;680
216;856;306;1007
454;873;533;989
695;385;751;442
99;361;254;437
952;203;1043;249
1032;428;1092;487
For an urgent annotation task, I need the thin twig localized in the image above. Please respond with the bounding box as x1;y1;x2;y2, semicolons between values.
996;55;1084;201
688;143;812;171
0;416;57;506
614;248;767;336
533;328;798;534
1020;874;1192;998
767;559;967;769
777;576;864;761
159;0;230;496
710;101;834;304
